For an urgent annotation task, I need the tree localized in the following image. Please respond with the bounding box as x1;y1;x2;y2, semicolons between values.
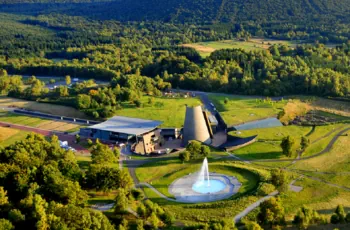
65;75;71;85
58;86;69;97
8;209;25;224
200;145;210;157
114;189;128;214
346;212;350;223
257;197;285;228
134;99;142;108
147;212;160;230
113;147;120;159
136;220;144;230
75;134;80;143
280;136;295;157
0;219;13;230
224;97;229;104
179;151;190;162
245;221;263;230
87;139;93;147
86;164;121;191
293;206;327;230
271;169;288;192
160;211;175;227
300;136;310;150
76;94;92;109
331;205;346;224
0;187;9;206
91;142;118;164
148;97;154;105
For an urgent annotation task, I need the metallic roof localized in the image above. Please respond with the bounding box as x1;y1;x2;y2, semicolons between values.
89;116;162;136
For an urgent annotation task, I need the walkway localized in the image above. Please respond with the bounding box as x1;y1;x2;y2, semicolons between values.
245;126;350;163
233;191;279;223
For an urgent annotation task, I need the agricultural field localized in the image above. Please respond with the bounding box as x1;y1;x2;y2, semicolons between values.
209;94;286;126
0;111;81;132
0;126;30;146
182;38;300;57
116;95;201;128
0;96;88;118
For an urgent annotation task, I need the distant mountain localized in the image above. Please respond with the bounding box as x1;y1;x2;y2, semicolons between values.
0;0;349;24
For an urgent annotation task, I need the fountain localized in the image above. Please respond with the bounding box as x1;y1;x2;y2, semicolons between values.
168;157;242;203
192;158;226;194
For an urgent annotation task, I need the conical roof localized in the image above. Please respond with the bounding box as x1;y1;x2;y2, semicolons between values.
183;105;211;145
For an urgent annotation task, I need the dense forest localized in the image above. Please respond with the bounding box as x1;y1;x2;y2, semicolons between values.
1;0;350;43
0;13;348;102
0;1;349;229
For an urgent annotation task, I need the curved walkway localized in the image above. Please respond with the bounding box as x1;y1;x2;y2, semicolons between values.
245;126;349;163
233;191;279;223
138;182;177;202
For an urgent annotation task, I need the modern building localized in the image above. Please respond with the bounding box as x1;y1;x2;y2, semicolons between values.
80;116;162;155
182;105;212;146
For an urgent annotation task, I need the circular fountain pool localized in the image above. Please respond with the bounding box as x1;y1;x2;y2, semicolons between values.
192;179;226;194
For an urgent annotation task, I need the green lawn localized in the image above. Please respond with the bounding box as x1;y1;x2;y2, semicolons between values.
0;111;49;127
209;95;286;126
135;157;267;225
230;125;312;160
281;177;350;220
116;96;201;128
0;127;30;147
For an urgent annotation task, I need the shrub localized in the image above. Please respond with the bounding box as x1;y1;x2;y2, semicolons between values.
256;183;276;196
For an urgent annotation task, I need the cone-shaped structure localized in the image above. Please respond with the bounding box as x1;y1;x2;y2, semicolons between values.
183;105;211;145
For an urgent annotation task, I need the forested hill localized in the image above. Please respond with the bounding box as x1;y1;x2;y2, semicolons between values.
0;0;350;24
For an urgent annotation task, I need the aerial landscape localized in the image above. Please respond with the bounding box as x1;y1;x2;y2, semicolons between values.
0;0;349;229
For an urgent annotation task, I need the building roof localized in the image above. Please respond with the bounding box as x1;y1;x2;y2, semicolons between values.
89;116;163;136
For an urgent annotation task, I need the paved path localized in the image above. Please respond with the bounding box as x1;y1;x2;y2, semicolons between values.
241;126;350;163
137;182;177;202
233;177;304;223
233;191;279;223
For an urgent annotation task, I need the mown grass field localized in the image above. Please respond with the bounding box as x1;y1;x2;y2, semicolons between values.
209;95;286;126
0;111;81;132
135;156;268;225
0;126;30;146
0;96;88;118
116;96;201;128
182;38;299;57
282;177;350;221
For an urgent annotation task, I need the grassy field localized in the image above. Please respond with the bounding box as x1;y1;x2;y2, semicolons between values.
0;96;88;118
135;156;268;225
282;177;350;220
209;95;286;126
0;126;30;146
291;131;350;173
182;38;299;57
116;96;201;128
0;111;81;132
